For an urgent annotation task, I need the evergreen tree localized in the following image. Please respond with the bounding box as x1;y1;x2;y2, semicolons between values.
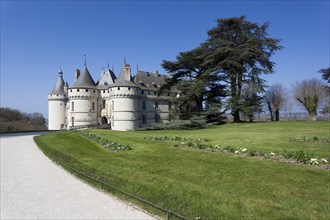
160;16;281;123
203;16;282;122
319;67;330;82
161;46;226;123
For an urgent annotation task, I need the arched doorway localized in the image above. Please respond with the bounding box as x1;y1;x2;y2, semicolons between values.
101;117;108;125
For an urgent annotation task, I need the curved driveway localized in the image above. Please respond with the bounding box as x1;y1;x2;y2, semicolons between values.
0;134;155;219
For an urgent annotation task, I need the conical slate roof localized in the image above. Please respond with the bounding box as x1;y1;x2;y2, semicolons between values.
113;64;137;87
71;67;96;89
49;70;66;95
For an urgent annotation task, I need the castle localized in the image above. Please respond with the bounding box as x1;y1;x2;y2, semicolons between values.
48;62;177;131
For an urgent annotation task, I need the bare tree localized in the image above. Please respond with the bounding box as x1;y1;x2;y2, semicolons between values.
265;83;287;121
292;78;325;121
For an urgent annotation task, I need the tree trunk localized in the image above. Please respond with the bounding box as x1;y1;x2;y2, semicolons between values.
267;101;274;121
308;113;316;121
195;93;203;113
275;110;280;121
232;109;240;122
231;75;240;123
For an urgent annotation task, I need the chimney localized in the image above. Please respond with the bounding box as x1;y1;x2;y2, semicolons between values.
75;69;80;82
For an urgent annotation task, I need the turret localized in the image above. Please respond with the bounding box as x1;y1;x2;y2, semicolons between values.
67;66;98;129
109;63;140;131
48;68;68;130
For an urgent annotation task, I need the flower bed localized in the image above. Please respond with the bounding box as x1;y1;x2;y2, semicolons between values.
80;132;132;152
144;135;208;142
144;135;329;168
289;136;329;143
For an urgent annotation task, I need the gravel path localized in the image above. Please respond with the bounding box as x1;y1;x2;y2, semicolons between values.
0;134;155;219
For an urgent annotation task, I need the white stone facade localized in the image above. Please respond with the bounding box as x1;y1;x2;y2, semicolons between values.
48;63;177;131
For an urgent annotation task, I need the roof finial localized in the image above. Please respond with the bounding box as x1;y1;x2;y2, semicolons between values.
84;54;87;67
112;65;114;72
58;67;63;77
124;57;126;64
107;61;110;69
137;64;139;71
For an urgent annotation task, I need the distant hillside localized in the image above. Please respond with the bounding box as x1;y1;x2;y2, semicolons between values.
0;107;47;132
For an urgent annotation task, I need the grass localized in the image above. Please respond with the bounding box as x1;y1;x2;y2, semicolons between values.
35;121;330;219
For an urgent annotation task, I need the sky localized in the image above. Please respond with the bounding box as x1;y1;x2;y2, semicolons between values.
1;0;329;118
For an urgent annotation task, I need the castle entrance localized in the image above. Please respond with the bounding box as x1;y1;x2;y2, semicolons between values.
101;117;108;125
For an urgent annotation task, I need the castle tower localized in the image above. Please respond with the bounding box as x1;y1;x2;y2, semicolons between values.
48;68;68;130
109;63;140;131
67;66;98;128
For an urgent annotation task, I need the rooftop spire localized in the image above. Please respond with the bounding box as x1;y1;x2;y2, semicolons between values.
137;64;139;71
124;57;126;64
59;67;63;77
107;61;110;69
84;54;87;67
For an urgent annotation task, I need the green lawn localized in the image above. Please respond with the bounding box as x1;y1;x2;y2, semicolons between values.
35;121;330;219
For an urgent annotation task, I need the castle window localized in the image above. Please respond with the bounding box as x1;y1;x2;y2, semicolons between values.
77;89;80;92
128;87;131;90
168;93;170;96
155;102;158;110
103;90;105;93
92;102;95;110
112;101;114;110
117;87;120;90
86;89;88;92
103;100;106;108
70;89;72;92
142;115;146;124
112;116;114;126
93;90;95;93
155;114;159;123
71;102;74;111
169;102;172;111
142;101;146;110
141;90;144;95
154;92;157;95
